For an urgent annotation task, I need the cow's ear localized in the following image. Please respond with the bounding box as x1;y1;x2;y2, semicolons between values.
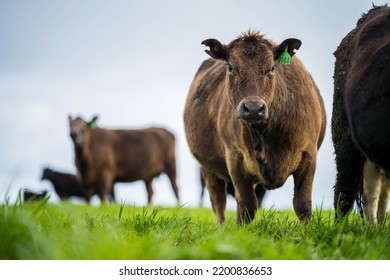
68;115;72;122
201;39;227;60
88;115;99;128
275;38;302;65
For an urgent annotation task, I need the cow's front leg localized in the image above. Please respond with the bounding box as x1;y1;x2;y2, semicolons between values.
293;151;316;221
227;156;257;224
97;170;114;204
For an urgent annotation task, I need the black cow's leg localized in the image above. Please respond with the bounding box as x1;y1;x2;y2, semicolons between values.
201;167;227;224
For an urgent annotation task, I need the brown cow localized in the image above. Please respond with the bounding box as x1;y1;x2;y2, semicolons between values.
68;115;180;204
184;30;326;224
332;5;390;223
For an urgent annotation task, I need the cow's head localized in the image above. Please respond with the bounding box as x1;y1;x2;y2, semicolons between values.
202;31;301;125
41;167;51;180
68;115;98;147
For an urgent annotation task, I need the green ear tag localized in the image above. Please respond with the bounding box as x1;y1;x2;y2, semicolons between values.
89;119;98;129
278;46;291;65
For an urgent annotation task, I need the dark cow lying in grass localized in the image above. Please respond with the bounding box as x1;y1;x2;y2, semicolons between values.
23;189;48;202
199;170;266;208
41;167;89;201
332;5;390;223
68;115;180;204
184;30;326;224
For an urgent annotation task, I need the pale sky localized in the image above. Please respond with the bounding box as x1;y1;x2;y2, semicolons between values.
1;0;387;210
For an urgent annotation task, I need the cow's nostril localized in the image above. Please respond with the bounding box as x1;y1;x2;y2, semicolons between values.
258;103;264;113
243;104;250;113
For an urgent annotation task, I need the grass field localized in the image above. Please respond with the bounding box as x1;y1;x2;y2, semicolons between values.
1;199;390;260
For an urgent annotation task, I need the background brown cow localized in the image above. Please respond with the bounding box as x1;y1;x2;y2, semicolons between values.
332;5;390;223
184;30;326;224
69;115;180;204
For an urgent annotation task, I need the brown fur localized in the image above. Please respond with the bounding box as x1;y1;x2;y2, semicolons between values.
332;5;390;219
184;31;326;224
69;116;180;204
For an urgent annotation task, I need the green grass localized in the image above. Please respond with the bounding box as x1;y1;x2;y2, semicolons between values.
1;200;390;260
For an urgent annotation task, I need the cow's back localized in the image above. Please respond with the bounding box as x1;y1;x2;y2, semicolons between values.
90;127;175;182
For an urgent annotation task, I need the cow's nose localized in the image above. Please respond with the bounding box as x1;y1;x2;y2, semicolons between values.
243;101;265;115
237;100;268;124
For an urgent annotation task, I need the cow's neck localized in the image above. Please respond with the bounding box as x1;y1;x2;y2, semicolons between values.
74;144;89;176
247;123;267;165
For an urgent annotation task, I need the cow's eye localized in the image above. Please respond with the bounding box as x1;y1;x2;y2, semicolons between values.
265;65;276;76
227;63;233;73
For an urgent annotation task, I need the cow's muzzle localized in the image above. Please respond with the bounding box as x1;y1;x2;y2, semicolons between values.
237;99;269;124
70;132;83;146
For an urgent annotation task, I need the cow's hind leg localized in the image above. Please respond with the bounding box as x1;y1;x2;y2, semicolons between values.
254;184;266;208
202;168;227;224
144;179;154;205
363;160;381;223
377;172;390;224
109;187;116;203
164;162;180;203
